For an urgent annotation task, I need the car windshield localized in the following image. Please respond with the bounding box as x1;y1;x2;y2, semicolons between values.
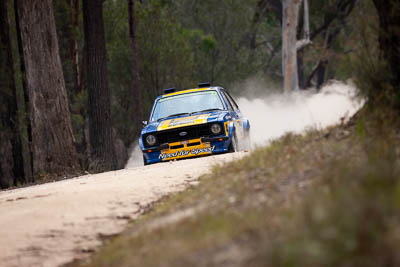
151;90;225;121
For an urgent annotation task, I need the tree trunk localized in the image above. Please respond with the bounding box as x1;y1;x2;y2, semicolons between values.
79;47;87;93
247;0;282;65
316;60;327;89
14;0;33;181
83;0;117;171
0;132;13;188
68;0;81;94
296;3;304;89
305;1;356;89
282;0;302;92
372;0;400;88
16;0;79;176
128;0;143;137
297;51;305;89
0;0;25;188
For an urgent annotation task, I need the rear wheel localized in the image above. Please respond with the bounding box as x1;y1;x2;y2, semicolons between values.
143;155;148;166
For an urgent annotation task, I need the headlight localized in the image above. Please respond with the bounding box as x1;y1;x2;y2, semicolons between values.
210;123;222;135
146;134;157;146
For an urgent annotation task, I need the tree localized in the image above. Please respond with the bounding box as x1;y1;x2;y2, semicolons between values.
128;0;143;138
68;0;81;94
372;0;400;91
16;0;79;176
303;0;357;89
282;0;310;92
0;0;25;188
14;0;34;180
246;0;282;66
83;0;117;171
53;0;81;96
250;0;356;90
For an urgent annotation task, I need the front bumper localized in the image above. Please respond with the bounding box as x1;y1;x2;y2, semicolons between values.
142;136;230;164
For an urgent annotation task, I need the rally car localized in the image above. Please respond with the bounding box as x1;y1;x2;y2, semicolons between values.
139;83;251;165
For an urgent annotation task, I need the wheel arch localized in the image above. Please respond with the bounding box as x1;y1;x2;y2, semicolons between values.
243;118;250;131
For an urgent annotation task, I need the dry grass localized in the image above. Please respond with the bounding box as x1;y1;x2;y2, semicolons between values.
77;109;400;267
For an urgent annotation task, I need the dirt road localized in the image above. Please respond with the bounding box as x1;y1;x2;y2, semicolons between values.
0;153;245;267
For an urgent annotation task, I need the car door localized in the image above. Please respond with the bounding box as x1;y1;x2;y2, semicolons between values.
220;89;245;138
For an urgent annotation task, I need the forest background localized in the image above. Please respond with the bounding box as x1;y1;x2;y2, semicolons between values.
0;0;397;188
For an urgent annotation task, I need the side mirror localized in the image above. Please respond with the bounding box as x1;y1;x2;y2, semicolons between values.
142;121;148;127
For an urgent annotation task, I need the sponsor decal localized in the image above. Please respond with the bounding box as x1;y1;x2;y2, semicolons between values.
163;88;210;97
159;146;215;160
169;116;200;127
157;114;210;131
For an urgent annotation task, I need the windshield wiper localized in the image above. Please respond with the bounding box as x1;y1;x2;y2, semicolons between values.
191;108;223;115
157;112;190;121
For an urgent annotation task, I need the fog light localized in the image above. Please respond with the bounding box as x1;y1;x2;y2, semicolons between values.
211;123;222;135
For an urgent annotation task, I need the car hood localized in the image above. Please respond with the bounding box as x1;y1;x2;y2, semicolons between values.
142;111;229;134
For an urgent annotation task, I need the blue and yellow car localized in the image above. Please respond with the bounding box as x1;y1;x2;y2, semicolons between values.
139;83;251;165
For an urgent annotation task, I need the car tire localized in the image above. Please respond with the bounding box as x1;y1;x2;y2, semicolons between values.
242;129;251;151
143;155;148;166
228;132;238;153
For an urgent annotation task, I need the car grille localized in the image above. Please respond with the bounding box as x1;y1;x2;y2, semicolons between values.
144;123;223;148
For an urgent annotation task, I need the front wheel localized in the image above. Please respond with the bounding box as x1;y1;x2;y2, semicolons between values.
242;129;252;151
228;132;238;153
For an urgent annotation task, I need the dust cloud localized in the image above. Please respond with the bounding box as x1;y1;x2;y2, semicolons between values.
237;80;363;146
126;141;143;168
125;80;363;168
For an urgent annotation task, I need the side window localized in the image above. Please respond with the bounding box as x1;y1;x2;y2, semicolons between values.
225;91;239;110
220;90;234;110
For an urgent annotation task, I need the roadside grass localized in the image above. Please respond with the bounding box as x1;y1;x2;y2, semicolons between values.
79;109;400;267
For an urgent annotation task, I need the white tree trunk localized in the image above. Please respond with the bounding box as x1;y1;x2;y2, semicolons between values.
296;0;311;50
282;0;302;93
303;0;310;40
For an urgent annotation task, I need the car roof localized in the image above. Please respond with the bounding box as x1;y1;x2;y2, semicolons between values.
158;86;222;100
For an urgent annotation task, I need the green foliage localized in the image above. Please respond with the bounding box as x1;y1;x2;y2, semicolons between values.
272;142;400;267
50;0;396;165
356;119;366;138
54;0;380;151
343;0;400;109
104;0;196;144
354;57;397;109
70;90;87;145
53;0;84;97
136;0;195;91
173;0;268;90
200;34;217;53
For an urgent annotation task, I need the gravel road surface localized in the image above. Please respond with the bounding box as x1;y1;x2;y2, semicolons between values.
0;152;244;267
